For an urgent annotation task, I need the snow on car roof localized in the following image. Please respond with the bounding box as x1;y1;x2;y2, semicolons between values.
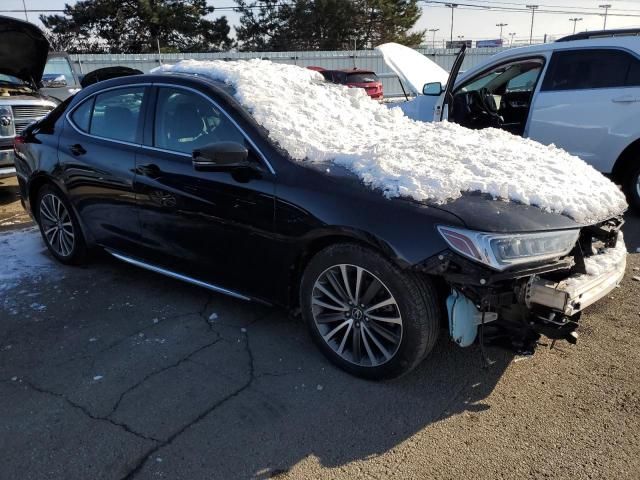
153;59;627;224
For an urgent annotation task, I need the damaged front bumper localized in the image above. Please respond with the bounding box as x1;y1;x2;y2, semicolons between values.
419;218;627;351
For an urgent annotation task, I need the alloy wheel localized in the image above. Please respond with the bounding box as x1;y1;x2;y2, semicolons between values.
39;193;75;257
311;264;403;367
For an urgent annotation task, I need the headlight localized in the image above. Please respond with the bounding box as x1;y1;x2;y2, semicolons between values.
0;106;14;138
437;226;579;271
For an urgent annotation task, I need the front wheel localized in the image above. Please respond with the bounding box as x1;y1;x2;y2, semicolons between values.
300;243;441;380
36;184;87;265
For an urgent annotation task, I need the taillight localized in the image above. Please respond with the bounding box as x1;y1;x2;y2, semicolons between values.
13;135;25;147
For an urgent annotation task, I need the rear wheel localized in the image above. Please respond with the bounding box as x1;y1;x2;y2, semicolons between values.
36;184;87;265
300;243;441;380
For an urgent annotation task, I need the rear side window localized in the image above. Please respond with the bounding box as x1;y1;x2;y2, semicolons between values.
90;87;145;143
70;98;93;132
541;49;640;91
347;72;378;83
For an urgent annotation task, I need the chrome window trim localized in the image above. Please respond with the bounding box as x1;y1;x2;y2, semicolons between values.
106;249;252;301
152;82;276;175
65;83;152;148
64;81;277;175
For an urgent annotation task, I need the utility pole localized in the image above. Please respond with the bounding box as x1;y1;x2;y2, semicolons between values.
509;32;516;46
21;0;28;21
569;17;583;34
599;4;612;30
428;28;440;49
496;23;508;41
446;3;458;43
526;5;539;44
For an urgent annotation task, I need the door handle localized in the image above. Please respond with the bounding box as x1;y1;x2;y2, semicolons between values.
137;163;162;179
69;144;86;156
612;95;640;103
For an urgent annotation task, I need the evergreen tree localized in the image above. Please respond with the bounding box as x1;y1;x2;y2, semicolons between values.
40;0;233;54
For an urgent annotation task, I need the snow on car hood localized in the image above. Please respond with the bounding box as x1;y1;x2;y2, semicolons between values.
375;42;449;96
153;59;627;225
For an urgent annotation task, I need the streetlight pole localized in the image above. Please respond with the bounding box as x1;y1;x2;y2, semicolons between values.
509;32;516;46
526;5;539;44
428;28;440;49
599;4;612;30
569;17;583;34
496;23;508;41
446;4;458;44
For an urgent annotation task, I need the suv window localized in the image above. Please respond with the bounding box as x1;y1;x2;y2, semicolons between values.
154;87;245;154
90;87;145;143
347;72;378;83
541;49;640;91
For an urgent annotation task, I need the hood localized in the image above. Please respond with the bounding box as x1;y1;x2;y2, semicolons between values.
80;66;143;88
375;42;448;96
432;193;581;233
0;16;49;84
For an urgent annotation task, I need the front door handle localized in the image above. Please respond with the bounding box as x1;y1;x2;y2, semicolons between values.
137;163;162;179
612;95;640;103
69;144;86;156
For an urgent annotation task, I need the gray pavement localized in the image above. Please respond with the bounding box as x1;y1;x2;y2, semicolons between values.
1;181;639;479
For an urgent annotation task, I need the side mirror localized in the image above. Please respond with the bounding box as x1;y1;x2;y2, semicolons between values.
192;141;250;171
41;75;68;88
422;82;443;96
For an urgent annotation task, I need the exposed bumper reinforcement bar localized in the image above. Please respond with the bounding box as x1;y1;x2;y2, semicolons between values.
526;256;626;316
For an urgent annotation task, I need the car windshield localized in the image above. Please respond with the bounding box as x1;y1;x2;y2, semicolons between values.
44;57;75;85
347;73;378;83
0;74;25;85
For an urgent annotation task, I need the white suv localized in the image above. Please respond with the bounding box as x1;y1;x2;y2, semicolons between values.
378;30;640;210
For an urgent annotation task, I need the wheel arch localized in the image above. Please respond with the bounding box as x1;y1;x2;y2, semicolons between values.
27;174;95;246
612;137;640;181
286;228;410;311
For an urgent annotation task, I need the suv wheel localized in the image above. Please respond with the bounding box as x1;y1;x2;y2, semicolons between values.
627;163;640;211
300;243;440;380
36;184;87;265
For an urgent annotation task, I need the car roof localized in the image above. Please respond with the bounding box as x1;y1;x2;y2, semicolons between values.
457;35;640;83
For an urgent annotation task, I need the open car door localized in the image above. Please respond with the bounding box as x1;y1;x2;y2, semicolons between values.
436;45;467;121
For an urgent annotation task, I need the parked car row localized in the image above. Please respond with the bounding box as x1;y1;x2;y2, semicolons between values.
0;16;141;181
13;54;627;380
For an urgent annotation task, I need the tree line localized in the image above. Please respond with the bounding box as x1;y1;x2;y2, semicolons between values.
40;0;423;53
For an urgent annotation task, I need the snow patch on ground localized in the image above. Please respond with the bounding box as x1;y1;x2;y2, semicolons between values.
154;59;627;224
0;228;58;292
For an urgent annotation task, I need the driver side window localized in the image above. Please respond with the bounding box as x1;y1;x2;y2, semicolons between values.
154;87;245;155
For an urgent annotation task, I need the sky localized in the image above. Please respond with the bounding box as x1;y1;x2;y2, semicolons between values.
4;0;640;46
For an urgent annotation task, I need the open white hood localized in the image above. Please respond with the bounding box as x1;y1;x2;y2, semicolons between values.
375;42;449;96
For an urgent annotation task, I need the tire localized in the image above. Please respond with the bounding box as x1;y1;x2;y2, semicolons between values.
300;243;441;380
626;163;640;212
36;184;88;265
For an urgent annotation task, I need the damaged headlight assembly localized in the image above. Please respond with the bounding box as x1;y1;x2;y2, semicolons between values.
437;226;580;271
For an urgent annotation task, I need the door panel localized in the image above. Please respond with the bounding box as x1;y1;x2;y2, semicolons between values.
59;86;148;252
133;86;277;301
528;48;640;172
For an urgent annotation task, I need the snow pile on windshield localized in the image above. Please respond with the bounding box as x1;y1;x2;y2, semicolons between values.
154;59;627;224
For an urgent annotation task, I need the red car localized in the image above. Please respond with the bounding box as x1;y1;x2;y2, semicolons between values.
309;67;383;100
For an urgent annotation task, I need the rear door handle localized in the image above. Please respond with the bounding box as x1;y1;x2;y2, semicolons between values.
137;163;162;179
69;144;86;156
612;95;640;103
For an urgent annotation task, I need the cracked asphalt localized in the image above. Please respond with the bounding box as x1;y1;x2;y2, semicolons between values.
1;175;640;479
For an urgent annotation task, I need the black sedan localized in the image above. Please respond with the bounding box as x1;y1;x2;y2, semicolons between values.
13;72;626;380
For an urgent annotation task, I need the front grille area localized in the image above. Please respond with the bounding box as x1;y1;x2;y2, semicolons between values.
11;105;54;135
